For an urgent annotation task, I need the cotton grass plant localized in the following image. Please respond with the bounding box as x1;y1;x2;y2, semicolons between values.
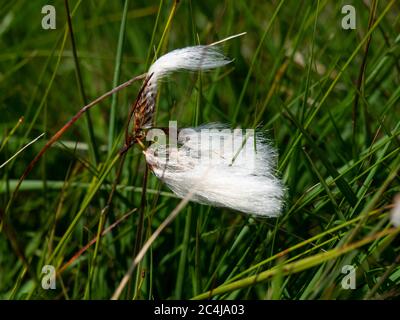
1;0;400;300
137;42;284;217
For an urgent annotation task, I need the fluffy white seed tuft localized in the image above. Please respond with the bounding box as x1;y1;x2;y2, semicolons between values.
145;124;284;217
148;45;231;80
139;46;231;128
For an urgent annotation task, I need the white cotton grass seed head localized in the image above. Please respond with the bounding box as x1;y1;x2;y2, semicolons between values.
144;124;285;217
148;45;232;81
139;46;232;129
